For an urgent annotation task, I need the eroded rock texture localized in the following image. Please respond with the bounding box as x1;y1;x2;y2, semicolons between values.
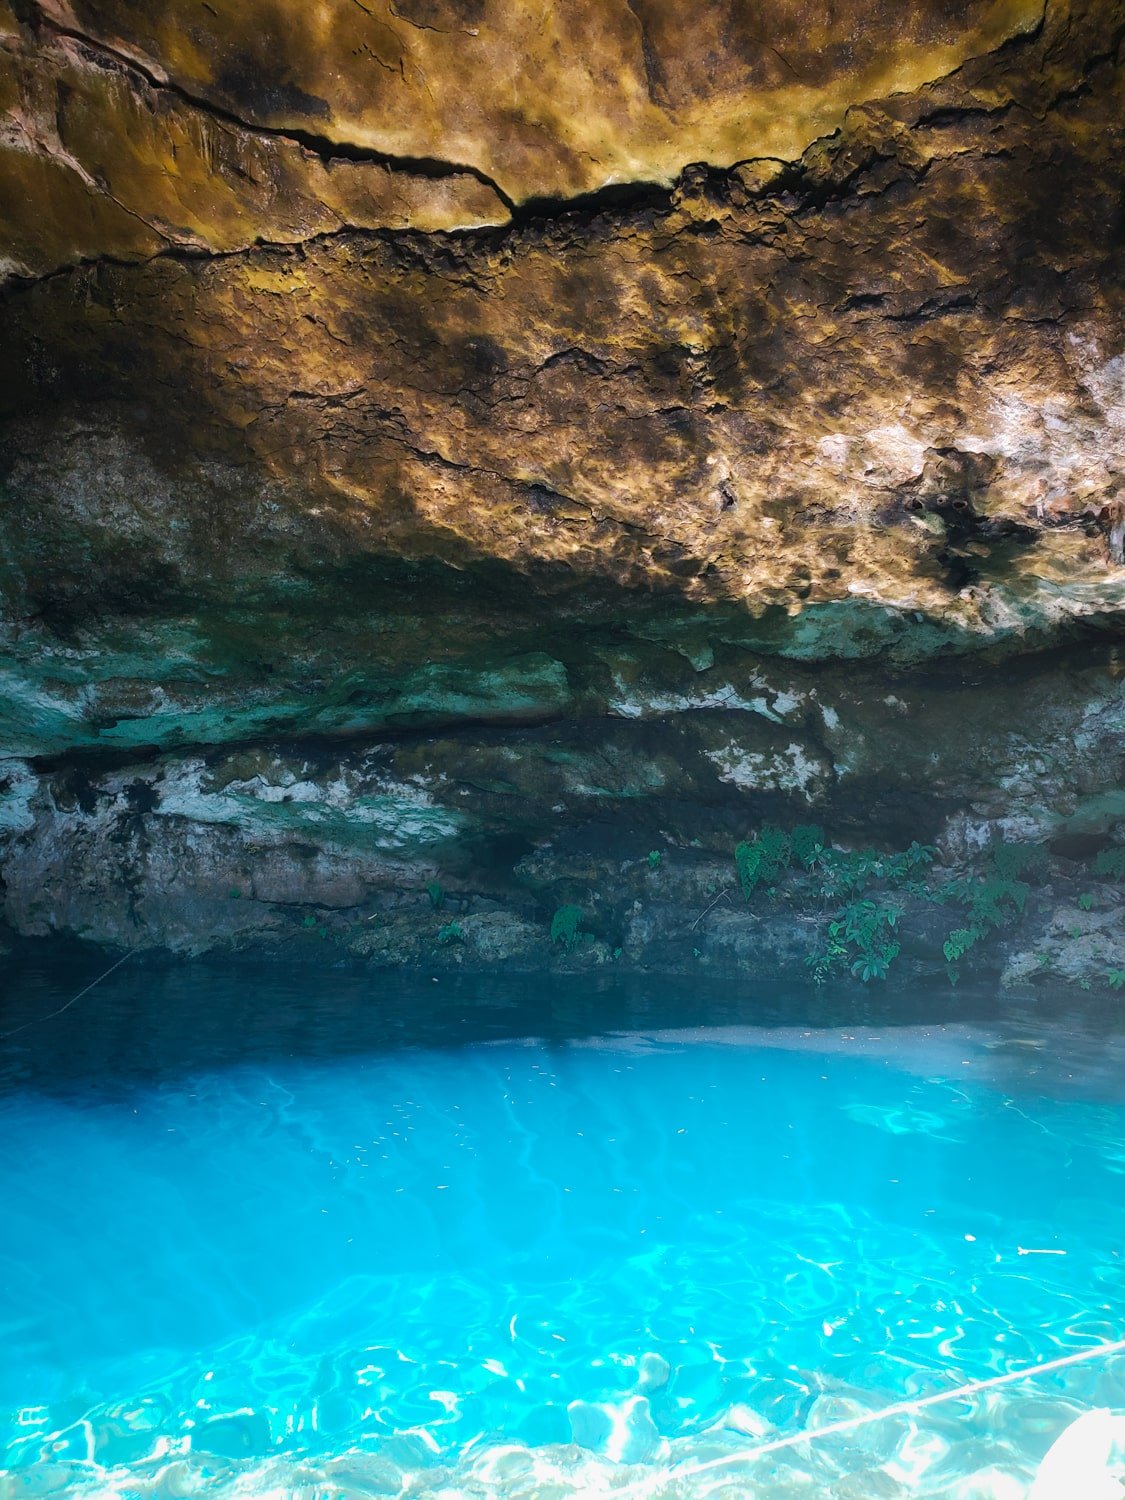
0;0;1121;984
3;0;1048;270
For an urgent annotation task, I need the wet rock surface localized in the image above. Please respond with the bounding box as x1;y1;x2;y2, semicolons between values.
1;641;1120;990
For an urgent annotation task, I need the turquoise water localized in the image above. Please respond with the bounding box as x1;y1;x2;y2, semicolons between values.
2;956;1124;1497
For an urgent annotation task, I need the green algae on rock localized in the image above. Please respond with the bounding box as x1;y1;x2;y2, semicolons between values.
1;642;1120;988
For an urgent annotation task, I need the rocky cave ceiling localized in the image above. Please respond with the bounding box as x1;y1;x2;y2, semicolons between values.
0;0;1122;976
0;0;1121;658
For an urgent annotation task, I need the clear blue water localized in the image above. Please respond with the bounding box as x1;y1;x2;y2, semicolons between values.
2;953;1124;1497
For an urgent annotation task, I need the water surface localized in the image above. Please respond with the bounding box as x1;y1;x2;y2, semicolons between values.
2;949;1124;1497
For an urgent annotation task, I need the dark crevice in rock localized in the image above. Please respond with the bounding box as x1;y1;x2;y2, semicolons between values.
21;3;733;241
622;0;669;108
15;632;1122;788
3;0;1087;290
27;5;518;209
508;180;675;229
884;292;978;322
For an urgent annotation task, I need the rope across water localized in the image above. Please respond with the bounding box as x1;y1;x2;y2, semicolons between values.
0;950;133;1041
628;1337;1125;1494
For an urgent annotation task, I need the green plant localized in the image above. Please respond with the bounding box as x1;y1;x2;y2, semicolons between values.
851;950;897;983
817;841;934;901
790;823;826;870
807;898;902;984
935;873;1028;970
301;913;317;929
437;921;464;945
1093;846;1125;880
1077;893;1094;911
942;927;979;964
550;905;586;951
735;826;791;898
427;881;445;910
647;850;662;869
228;887;242;900
991;842;1049;882
741;826;1045;985
806;928;848;986
1107;968;1125;991
884;842;938;882
981;876;1029;919
843;899;902;982
816;847;877;900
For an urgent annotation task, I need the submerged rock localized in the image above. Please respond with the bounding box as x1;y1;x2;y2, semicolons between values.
566;1394;660;1464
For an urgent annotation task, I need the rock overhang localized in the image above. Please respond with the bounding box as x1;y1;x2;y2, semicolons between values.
0;0;1121;979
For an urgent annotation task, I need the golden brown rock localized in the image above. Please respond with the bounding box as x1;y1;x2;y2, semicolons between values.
43;0;1045;190
3;0;1052;274
3;0;1121;651
0;5;508;277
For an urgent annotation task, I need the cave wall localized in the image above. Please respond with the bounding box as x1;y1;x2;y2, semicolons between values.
0;0;1122;985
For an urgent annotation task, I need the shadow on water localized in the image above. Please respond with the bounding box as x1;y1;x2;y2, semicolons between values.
3;934;1125;1100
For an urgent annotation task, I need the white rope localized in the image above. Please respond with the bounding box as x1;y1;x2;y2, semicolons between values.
631;1336;1125;1494
0;950;133;1040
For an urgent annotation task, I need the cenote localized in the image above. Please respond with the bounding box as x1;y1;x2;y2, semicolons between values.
3;951;1125;1497
2;0;1124;1495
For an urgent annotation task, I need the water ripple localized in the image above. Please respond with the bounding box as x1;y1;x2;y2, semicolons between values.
3;1018;1125;1497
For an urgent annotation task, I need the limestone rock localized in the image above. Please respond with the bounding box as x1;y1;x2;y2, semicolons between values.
1;0;1123;663
1002;899;1125;990
3;0;1050;274
1;641;1118;975
0;0;1121;976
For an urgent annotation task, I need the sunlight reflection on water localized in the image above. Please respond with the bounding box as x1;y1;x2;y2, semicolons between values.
2;957;1124;1497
